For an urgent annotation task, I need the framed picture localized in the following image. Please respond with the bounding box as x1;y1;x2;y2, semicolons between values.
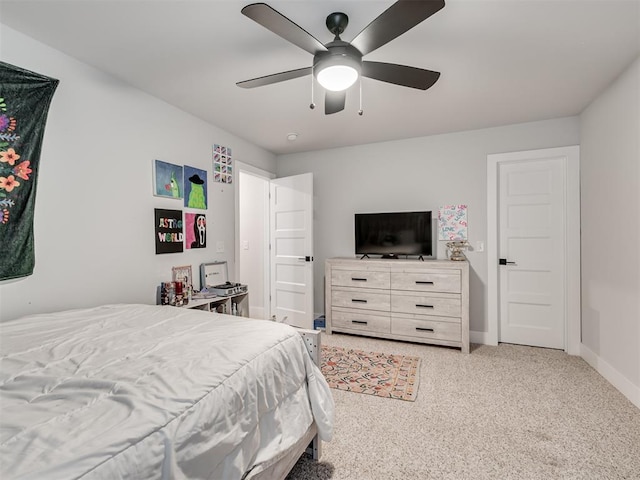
172;265;193;288
438;204;468;240
185;213;206;249
154;160;183;199
154;208;184;254
183;165;208;209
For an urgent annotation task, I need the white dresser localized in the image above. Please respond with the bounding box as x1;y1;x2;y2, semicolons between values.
325;257;469;353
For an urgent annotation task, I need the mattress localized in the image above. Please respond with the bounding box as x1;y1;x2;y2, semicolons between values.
0;304;334;479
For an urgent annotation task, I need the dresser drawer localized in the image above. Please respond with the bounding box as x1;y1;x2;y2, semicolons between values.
391;271;460;293
391;292;461;317
332;287;390;312
333;308;391;334
392;315;461;342
331;269;390;289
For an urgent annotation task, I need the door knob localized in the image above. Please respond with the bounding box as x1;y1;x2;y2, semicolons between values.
499;258;517;265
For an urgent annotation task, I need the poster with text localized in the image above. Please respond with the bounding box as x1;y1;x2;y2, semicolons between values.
155;208;184;254
185;213;206;249
438;205;468;240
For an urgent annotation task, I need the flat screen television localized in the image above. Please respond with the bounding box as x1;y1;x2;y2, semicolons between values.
355;211;435;259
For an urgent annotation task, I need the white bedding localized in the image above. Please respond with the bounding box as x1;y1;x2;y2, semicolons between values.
0;304;334;479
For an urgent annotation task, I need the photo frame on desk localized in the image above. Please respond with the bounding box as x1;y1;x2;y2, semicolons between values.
172;265;193;288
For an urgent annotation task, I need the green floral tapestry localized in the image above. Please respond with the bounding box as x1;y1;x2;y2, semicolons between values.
0;62;59;280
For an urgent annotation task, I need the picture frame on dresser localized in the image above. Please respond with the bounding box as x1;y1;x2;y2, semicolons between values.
172;265;193;288
325;257;470;353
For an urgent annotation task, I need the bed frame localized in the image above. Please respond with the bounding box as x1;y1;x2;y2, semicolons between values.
245;328;323;480
298;329;322;460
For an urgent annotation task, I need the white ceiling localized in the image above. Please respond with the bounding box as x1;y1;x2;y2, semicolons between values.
1;0;639;155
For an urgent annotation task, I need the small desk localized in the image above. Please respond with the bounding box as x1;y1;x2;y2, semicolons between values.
184;291;250;317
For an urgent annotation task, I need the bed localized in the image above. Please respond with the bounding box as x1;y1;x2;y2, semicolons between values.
0;304;334;479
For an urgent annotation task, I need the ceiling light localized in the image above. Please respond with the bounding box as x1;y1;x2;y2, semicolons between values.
317;65;358;91
314;48;362;92
286;133;298;141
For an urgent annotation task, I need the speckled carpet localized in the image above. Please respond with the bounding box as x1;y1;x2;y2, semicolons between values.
321;345;420;401
287;333;640;480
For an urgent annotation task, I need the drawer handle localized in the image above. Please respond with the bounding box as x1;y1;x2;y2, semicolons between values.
416;281;434;285
416;327;435;332
351;277;368;282
351;299;368;304
416;304;434;309
351;320;368;325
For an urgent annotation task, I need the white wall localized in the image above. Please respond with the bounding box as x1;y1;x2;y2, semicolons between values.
0;26;276;322
276;117;580;335
579;56;639;406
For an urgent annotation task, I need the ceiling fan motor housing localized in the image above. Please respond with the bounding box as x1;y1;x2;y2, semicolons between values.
326;12;349;37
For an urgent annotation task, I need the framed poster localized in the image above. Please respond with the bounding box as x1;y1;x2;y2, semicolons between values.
183;165;208;209
185;212;206;249
438;205;468;241
154;208;184;254
154;160;183;199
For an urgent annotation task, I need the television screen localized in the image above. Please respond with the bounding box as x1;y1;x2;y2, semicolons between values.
355;211;434;258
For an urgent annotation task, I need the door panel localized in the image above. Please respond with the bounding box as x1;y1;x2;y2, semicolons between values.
499;157;565;349
270;173;313;329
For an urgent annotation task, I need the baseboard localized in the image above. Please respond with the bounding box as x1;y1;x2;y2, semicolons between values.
580;343;640;410
470;330;492;345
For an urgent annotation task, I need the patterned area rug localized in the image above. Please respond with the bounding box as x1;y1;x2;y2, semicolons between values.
321;345;421;401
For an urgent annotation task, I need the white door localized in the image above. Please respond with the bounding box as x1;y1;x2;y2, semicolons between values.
498;155;568;349
270;173;314;329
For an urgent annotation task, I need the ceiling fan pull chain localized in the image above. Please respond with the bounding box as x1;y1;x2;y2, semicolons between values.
358;78;363;116
309;71;316;110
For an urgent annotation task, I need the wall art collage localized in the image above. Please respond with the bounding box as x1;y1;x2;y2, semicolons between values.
213;144;233;184
152;143;229;255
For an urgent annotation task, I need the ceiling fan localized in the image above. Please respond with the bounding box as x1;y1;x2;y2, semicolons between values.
237;1;445;115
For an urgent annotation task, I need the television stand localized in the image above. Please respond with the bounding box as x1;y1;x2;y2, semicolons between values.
359;254;370;259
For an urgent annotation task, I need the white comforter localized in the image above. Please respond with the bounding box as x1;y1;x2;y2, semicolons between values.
0;304;334;479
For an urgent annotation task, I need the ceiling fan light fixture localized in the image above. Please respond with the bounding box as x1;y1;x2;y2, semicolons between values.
317;65;358;92
314;50;361;92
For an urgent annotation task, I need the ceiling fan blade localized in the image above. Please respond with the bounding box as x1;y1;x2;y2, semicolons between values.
362;61;440;90
351;0;445;56
325;90;346;115
237;66;312;88
242;3;328;55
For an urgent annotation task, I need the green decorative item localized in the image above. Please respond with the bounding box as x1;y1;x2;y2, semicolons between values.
0;62;59;281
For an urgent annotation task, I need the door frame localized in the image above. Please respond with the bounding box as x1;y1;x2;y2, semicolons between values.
486;146;581;354
235;161;275;319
